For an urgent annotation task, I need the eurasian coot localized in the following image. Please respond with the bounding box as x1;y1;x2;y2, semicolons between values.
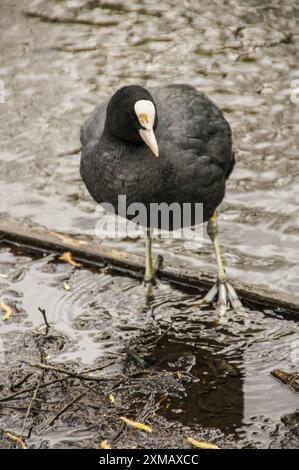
80;84;244;315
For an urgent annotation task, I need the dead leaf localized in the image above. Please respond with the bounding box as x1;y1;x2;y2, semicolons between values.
120;417;152;433
59;252;81;268
1;302;12;321
108;394;115;404
100;439;111;449
63;282;71;291
4;431;27;449
187;437;219;449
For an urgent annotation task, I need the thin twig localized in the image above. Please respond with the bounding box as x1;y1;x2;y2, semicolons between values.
144;322;173;347
82;360;117;374
80;381;100;396
12;373;34;391
0;376;70;403
26;362;109;382
140;393;168;421
1;404;51;412
38;307;50;334
0;366;115;404
44;388;90;429
21;372;44;439
106;370;151;394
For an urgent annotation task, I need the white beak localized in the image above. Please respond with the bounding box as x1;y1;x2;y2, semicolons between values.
139;128;159;157
134;99;159;158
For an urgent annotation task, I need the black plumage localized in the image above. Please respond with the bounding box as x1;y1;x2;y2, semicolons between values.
80;84;235;229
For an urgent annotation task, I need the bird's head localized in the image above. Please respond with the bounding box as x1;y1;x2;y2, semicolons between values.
104;85;159;157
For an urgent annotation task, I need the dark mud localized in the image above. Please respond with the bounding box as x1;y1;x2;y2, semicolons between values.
0;244;298;448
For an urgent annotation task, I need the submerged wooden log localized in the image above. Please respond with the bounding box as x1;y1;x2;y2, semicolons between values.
0;212;298;315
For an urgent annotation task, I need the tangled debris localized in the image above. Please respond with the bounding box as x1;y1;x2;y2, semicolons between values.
0;308;225;449
1;243;298;449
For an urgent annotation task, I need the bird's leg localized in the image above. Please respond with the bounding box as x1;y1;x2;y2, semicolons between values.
145;229;155;282
144;228;160;300
195;213;246;317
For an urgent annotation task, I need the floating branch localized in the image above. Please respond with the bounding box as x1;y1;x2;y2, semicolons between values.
0;213;298;315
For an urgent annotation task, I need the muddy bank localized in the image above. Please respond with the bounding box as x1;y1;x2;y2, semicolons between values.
0;243;299;448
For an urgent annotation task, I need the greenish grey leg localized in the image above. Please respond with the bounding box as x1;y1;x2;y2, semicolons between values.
194;213;246;317
144;228;157;300
144;228;154;282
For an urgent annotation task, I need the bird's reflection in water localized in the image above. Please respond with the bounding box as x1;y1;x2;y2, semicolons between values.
153;337;244;433
130;288;245;433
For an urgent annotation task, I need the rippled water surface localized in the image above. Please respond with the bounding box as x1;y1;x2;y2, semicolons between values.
0;0;299;449
0;0;298;293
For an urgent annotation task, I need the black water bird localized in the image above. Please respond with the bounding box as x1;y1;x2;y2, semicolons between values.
80;84;244;315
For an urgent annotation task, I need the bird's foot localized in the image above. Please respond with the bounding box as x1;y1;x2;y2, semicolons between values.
192;279;247;319
144;255;163;301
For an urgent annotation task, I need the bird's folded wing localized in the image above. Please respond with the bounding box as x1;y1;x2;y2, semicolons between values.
80;103;107;147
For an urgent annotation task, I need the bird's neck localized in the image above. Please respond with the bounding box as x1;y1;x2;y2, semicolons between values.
100;129;142;157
